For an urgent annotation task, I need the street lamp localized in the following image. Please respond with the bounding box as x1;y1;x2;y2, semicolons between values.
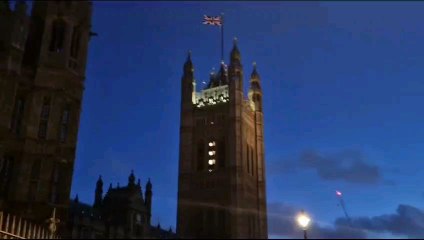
296;210;311;239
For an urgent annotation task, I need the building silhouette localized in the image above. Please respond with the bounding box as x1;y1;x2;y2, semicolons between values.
176;39;268;238
68;172;176;239
0;0;93;232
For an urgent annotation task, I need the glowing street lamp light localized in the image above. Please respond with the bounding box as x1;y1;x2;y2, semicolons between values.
297;210;311;239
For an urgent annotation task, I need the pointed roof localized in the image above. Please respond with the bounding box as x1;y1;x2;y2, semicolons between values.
96;175;103;188
183;50;193;73
250;62;262;91
146;178;152;191
128;170;136;186
206;61;228;89
230;37;241;62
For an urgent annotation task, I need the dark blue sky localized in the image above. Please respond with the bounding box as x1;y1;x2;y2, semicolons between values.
67;1;424;238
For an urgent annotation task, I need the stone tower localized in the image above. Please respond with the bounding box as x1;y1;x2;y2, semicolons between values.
0;0;93;229
176;39;268;239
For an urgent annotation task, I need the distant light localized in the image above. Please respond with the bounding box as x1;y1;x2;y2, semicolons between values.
208;151;215;156
208;159;216;165
336;191;342;197
296;212;311;229
209;141;215;147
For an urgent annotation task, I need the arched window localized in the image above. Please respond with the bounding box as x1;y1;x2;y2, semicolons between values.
38;97;51;139
70;26;81;59
0;156;14;198
59;104;70;142
246;144;250;174
250;147;254;176
10;97;25;136
49;19;67;52
30;159;41;180
28;159;42;201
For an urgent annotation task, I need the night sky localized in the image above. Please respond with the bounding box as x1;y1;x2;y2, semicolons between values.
61;1;424;238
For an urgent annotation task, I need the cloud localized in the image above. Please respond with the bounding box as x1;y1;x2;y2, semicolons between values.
269;149;382;185
301;150;380;184
268;202;367;239
335;204;424;238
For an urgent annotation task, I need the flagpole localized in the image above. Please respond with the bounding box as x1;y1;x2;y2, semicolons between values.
221;13;224;62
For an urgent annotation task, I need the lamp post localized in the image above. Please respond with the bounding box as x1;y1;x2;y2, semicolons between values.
296;210;311;239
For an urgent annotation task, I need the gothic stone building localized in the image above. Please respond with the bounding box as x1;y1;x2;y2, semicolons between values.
177;39;268;239
67;172;176;239
0;0;93;232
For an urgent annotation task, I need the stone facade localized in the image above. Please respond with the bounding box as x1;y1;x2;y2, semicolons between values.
67;172;176;239
0;0;93;233
176;40;268;239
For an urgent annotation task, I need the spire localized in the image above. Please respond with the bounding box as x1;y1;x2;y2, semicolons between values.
230;37;241;63
128;170;136;186
218;61;228;85
137;178;141;187
74;194;79;203
108;183;112;191
250;62;261;90
94;175;103;207
146;178;152;191
249;62;263;112
183;50;193;74
97;175;103;187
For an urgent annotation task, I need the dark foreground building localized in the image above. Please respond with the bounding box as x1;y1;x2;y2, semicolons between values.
0;0;93;234
68;171;176;239
176;40;268;239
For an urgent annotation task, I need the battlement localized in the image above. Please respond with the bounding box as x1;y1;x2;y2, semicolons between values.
194;85;229;108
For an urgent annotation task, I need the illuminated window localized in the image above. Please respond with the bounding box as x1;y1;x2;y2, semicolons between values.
208;140;216;172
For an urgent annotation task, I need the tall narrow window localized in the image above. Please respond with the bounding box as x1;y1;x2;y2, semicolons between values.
10;98;25;136
250;148;254;177
38;97;51;139
49;19;66;52
28;159;42;201
246;145;250;174
50;163;60;203
0;156;14;198
59;105;70;142
70;26;81;59
197;140;204;171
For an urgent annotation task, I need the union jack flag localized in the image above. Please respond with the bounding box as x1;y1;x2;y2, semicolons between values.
203;15;222;26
